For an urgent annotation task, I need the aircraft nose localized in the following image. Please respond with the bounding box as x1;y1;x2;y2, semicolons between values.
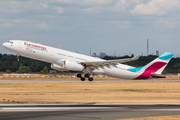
3;42;6;47
2;42;11;50
2;42;7;48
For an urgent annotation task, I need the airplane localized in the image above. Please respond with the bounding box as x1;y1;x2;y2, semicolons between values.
3;40;174;81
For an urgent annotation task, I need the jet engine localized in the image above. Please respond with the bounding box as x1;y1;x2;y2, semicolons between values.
52;60;84;71
51;63;69;71
64;60;84;71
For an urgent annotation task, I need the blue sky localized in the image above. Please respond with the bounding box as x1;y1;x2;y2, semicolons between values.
1;0;180;57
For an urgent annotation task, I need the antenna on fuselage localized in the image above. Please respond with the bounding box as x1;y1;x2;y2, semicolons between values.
59;44;60;49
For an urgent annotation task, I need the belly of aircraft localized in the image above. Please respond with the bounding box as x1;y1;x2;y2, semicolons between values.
104;67;138;79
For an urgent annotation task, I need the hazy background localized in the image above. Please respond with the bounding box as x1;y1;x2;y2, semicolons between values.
1;0;180;57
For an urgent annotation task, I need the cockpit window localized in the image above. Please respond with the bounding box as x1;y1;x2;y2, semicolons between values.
7;41;13;44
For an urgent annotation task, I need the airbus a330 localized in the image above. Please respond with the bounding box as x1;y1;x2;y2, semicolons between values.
3;40;174;81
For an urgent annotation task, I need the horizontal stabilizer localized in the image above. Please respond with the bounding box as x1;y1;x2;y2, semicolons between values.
151;73;166;78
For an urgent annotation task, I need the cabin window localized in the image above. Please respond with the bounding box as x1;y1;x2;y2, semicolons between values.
8;41;13;44
68;55;73;58
58;53;66;56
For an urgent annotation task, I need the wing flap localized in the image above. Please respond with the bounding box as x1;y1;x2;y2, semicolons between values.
81;55;140;70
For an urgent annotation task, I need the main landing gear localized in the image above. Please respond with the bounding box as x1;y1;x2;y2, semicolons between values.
77;73;93;82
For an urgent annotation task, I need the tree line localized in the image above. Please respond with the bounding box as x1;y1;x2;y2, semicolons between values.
0;54;51;73
0;54;180;74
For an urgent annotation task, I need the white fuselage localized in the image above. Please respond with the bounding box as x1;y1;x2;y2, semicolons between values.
3;40;138;79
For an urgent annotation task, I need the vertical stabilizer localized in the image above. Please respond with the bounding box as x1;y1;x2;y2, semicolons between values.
134;52;174;79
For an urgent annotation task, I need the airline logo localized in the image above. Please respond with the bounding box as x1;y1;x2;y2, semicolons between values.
134;62;167;79
134;52;174;79
24;42;47;51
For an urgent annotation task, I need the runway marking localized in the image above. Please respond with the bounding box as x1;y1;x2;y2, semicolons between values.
1;107;118;110
137;109;180;111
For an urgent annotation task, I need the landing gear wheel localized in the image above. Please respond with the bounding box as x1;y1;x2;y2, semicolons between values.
77;73;82;78
88;77;93;81
84;73;90;78
81;77;85;81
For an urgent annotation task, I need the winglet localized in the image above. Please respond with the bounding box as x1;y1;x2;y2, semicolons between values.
132;55;140;60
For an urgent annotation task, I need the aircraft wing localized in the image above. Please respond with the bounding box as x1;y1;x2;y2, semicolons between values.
80;55;140;69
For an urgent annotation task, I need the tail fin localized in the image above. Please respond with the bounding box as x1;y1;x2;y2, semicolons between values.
135;52;174;79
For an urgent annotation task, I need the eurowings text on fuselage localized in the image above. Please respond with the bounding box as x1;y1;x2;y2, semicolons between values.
3;40;174;81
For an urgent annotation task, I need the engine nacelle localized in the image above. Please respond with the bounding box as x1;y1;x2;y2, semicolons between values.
51;63;69;71
65;60;84;71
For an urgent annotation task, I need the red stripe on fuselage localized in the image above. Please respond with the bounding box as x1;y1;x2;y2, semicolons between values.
134;62;167;79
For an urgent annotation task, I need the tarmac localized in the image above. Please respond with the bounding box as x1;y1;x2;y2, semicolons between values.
1;104;180;120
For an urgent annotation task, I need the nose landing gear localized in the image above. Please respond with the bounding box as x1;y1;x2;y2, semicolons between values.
17;54;20;61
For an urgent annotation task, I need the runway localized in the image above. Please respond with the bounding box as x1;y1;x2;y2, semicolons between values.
0;79;180;83
1;104;180;120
